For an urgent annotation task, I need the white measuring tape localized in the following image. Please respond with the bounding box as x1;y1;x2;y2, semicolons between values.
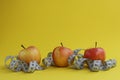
68;49;117;71
5;56;44;72
42;52;55;67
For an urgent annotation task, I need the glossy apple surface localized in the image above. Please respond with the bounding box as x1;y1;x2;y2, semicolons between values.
52;46;73;67
18;45;41;64
84;48;106;61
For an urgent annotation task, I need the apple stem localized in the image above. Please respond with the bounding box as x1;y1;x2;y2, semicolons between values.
21;45;26;49
95;42;97;48
60;42;63;47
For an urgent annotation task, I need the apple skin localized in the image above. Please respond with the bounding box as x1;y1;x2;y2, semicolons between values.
84;48;106;61
52;46;73;67
18;46;41;64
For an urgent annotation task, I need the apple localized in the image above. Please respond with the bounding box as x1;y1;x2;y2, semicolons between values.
52;43;73;67
18;45;41;64
84;42;106;61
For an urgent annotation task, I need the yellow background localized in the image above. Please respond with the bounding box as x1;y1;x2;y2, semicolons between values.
0;0;120;80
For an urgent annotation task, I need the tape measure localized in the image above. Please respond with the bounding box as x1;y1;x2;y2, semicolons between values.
5;56;44;72
68;49;117;72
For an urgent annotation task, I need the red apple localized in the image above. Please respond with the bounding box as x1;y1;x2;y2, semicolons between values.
84;42;106;61
52;43;73;67
18;45;41;64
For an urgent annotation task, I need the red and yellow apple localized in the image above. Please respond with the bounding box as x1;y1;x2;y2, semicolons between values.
52;43;73;67
18;45;41;64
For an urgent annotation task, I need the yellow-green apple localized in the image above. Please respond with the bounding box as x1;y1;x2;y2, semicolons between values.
84;42;106;61
52;43;73;67
18;45;41;64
